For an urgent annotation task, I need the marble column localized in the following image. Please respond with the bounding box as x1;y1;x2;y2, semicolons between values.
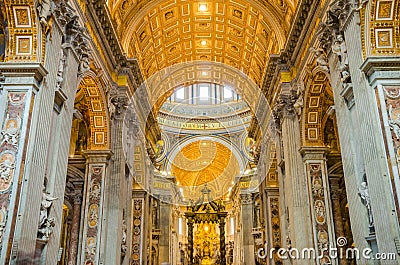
239;193;255;265
67;192;83;265
131;190;146;265
264;187;282;265
273;90;314;263
80;151;111;265
3;4;91;263
159;199;172;264
0;63;47;263
301;147;336;265
329;177;346;265
328;8;400;260
102;87;128;265
329;177;345;240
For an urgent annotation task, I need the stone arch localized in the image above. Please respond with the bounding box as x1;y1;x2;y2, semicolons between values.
302;71;334;146
71;75;109;151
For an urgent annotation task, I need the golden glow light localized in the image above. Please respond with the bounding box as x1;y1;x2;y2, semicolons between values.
201;40;207;46
199;3;208;11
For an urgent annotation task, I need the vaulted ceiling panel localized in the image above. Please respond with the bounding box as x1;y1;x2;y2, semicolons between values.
113;0;293;85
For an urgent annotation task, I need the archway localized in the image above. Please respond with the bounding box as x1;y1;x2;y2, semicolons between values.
62;74;110;265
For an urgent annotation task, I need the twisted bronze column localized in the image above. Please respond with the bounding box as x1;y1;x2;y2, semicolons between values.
187;217;194;265
219;218;226;265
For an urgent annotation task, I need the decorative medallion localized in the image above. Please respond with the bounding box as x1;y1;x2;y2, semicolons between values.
83;165;104;263
309;164;331;265
0;90;26;256
131;198;143;265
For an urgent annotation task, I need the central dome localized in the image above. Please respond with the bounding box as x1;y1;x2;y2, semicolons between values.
171;140;239;187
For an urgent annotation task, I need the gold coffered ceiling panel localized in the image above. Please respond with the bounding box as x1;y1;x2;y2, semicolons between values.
171;140;239;187
112;0;293;86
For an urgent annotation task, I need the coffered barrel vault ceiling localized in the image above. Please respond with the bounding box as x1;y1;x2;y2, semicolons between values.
109;0;297;86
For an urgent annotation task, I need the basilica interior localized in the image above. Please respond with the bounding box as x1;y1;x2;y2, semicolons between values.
0;0;399;264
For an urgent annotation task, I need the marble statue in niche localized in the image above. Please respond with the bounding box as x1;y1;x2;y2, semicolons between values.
332;35;350;83
358;179;374;233
38;187;58;241
56;51;66;91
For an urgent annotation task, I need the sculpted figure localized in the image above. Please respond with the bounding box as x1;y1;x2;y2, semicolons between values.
37;187;57;241
37;0;52;27
0;159;15;182
293;81;305;117
388;105;400;140
39;189;58;228
1;115;21;147
310;47;329;73
332;35;350;82
358;180;374;230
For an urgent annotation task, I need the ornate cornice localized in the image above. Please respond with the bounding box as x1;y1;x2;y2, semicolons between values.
360;57;400;84
0;63;48;83
261;0;321;96
280;0;316;64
